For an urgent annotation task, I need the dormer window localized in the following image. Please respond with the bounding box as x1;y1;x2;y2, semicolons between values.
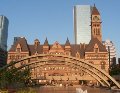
35;51;38;55
95;48;98;53
34;39;40;47
17;48;21;52
94;43;99;53
101;61;105;70
76;52;80;58
16;44;21;53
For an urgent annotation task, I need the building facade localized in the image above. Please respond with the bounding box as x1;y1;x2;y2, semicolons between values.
74;5;92;44
7;37;108;85
7;5;109;85
0;15;9;51
103;39;116;66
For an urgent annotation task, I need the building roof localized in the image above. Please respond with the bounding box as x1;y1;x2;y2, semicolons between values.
9;37;29;52
70;44;86;58
29;45;43;55
85;38;107;52
8;37;107;58
44;38;49;46
65;38;71;46
92;5;100;15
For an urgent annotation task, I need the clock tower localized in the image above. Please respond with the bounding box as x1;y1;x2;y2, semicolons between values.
91;5;102;42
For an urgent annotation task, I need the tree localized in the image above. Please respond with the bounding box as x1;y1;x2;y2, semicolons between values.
0;61;31;89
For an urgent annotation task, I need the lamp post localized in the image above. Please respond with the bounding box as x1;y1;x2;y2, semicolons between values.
108;46;111;74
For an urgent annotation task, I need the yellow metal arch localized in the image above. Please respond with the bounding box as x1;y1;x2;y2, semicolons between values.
27;63;106;86
2;54;120;88
18;59;110;87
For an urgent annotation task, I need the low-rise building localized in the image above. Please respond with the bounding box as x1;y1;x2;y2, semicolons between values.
103;39;116;66
7;37;108;85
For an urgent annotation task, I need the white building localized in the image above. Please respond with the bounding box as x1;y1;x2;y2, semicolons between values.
0;15;9;51
74;5;92;44
103;39;116;65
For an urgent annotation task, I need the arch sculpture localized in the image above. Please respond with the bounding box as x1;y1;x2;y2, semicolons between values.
1;54;120;89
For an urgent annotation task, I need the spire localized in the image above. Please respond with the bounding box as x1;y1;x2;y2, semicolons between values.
44;37;49;46
65;37;70;46
92;5;100;15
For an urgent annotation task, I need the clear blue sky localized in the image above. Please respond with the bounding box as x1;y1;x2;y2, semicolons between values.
0;0;120;59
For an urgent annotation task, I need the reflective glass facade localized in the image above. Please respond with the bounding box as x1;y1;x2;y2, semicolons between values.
74;5;92;44
0;16;9;51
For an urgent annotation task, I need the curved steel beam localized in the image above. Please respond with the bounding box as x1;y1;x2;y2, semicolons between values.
15;59;109;87
3;54;120;88
29;64;106;86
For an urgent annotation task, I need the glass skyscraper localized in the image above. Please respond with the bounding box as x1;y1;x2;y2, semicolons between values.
74;5;92;44
0;15;9;51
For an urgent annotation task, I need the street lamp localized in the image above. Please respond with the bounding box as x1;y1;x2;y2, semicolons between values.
108;46;111;74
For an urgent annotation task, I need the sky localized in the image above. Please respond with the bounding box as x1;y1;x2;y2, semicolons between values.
0;0;120;60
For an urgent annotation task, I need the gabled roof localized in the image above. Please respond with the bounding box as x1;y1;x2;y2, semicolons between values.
29;45;43;55
85;38;107;52
49;41;64;53
8;37;107;58
92;5;100;15
34;39;39;42
9;37;29;52
70;44;86;59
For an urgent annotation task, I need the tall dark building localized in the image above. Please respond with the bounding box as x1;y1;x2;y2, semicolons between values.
0;15;8;67
0;15;9;51
0;48;7;67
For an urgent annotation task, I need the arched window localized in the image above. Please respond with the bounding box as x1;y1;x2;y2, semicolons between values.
98;29;100;35
16;44;21;53
89;61;94;64
76;52;80;58
101;61;106;70
94;28;95;35
94;44;99;53
97;24;99;27
96;28;97;35
89;61;94;69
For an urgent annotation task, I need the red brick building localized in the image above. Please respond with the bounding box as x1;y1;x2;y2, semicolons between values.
7;5;109;85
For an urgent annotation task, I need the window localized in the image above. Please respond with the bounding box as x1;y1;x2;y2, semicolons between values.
98;29;100;35
76;52;80;58
16;44;21;53
101;61;105;70
94;44;99;53
89;61;93;64
17;48;21;52
95;48;98;53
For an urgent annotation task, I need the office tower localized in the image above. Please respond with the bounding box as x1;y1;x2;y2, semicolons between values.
103;39;116;66
0;47;7;67
74;5;92;44
0;15;9;51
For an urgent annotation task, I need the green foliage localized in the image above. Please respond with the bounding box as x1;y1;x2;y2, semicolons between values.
0;62;31;89
110;67;120;75
0;88;36;93
16;88;36;93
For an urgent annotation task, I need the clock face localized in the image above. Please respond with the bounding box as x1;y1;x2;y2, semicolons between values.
93;16;99;22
